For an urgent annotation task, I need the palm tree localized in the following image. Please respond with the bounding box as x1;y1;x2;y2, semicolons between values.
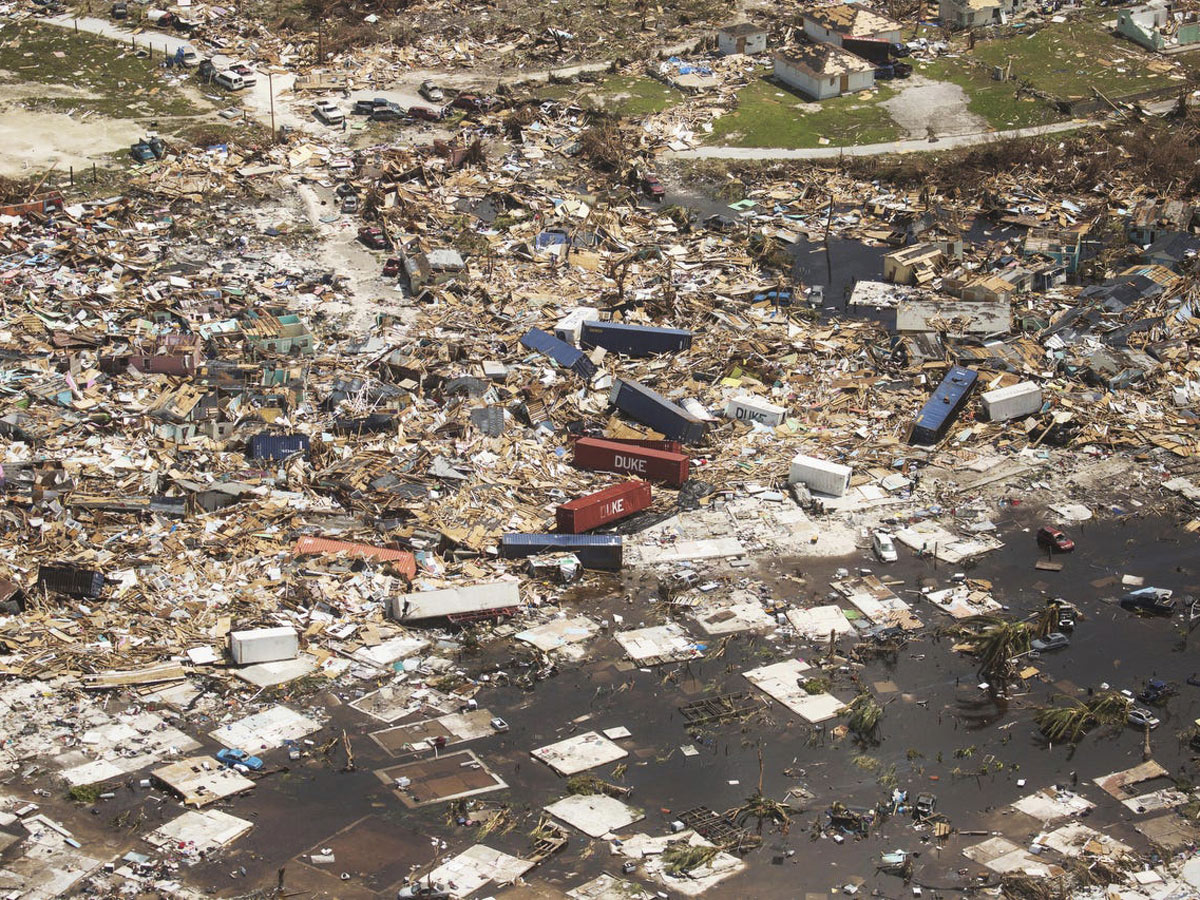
840;691;884;745
962;616;1031;682
1035;692;1129;743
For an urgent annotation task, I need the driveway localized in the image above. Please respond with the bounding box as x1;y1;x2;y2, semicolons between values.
882;75;987;139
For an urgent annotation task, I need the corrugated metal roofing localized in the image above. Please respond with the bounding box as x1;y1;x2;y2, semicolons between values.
293;536;416;578
520;328;597;379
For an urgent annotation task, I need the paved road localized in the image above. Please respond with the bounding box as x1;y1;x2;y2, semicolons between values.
666;119;1096;160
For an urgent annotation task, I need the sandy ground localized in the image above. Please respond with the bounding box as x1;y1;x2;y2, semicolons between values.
882;74;988;139
0;103;132;177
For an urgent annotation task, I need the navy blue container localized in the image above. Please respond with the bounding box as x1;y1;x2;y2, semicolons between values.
248;432;310;460
520;328;597;379
609;378;707;444
37;563;105;598
579;321;693;356
910;366;978;445
499;533;623;570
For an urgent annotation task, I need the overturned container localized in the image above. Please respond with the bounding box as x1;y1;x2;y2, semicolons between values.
556;481;652;533
725;395;786;427
580;321;693;356
554;307;599;346
229;626;300;665
910;366;978;445
37;563;105;599
573;437;689;487
609;378;707;444
980;380;1043;422
788;454;852;497
500;533;623;570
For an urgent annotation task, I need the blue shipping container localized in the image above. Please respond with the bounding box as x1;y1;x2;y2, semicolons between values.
248;432;311;460
910;366;978;445
579;321;694;356
520;329;597;379
500;533;623;570
609;378;707;444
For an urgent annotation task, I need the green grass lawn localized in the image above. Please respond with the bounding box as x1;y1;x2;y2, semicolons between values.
967;19;1183;100
0;20;203;118
706;76;900;148
918;59;1065;130
537;74;685;117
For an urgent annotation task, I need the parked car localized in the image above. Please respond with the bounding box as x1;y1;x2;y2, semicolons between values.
1127;706;1160;730
408;105;444;121
213;70;246;91
178;45;200;67
419;80;445;103
111;1;128;18
340;194;360;214
354;97;391;115
1030;632;1069;652
358;226;387;249
216;748;264;771
130;136;166;162
1049;599;1077;631
1036;525;1075;553
370;104;407;122
1139;679;1173;704
1120;587;1175;616
489;717;509;733
382;257;402;278
451;93;498;113
641;174;665;200
872;531;898;563
397;883;451;899
229;63;257;87
313;100;344;125
890;42;912;56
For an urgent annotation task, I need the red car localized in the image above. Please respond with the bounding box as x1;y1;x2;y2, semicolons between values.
450;93;498;113
1037;526;1075;553
641;174;665;200
382;257;402;277
357;226;387;250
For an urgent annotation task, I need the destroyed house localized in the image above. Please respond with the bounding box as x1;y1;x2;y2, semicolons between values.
938;0;1023;29
801;3;902;45
1140;231;1200;270
717;22;768;55
883;242;945;284
404;248;467;291
896;298;1011;336
1117;0;1200;51
1126;199;1197;245
1024;226;1088;273
242;311;314;356
1078;265;1180;312
773;44;875;100
961;273;1017;304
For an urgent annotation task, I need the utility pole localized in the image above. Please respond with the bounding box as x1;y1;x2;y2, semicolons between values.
268;70;276;139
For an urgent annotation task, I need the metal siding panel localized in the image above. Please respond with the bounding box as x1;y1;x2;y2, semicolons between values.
610;379;707;444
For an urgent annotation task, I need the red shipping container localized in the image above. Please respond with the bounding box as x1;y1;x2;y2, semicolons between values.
557;481;653;533
572;437;689;487
569;434;684;455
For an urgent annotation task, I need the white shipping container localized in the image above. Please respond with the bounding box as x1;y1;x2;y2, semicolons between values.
725;395;786;427
788;454;852;497
391;580;521;621
554;308;599;346
981;381;1042;422
229;626;299;665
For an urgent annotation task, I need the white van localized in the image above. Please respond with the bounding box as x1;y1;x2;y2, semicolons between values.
213;70;246;91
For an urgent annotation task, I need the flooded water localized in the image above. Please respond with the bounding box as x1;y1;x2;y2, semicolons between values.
158;510;1200;898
